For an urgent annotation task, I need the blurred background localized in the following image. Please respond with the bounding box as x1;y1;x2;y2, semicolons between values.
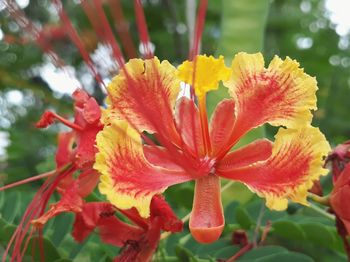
0;0;350;261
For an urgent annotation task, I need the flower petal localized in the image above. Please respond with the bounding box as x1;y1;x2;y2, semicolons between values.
217;126;330;210
32;183;83;227
178;55;230;97
189;175;224;243
143;145;183;171
55;131;75;168
94;120;196;217
75;123;102;167
105;57;180;141
218;139;273;170
150;196;183;232
331;164;350;234
224;52;318;144
175;97;204;157
209;99;236;156
72;202;143;246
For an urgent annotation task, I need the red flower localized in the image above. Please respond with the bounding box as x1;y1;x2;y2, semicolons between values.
72;196;182;262
330;164;350;235
95;54;330;244
2;89;102;261
326;140;350;182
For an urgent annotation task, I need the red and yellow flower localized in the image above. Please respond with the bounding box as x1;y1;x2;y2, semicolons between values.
94;52;330;243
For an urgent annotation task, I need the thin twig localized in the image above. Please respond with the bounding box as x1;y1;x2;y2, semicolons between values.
227;243;253;262
308;202;335;220
252;203;265;247
308;192;330;206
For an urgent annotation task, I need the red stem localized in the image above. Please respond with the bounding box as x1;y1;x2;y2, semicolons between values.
227;243;253;262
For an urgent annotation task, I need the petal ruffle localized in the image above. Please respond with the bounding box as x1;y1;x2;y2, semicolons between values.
94;120;196;217
178;55;230;97
217;126;330;210
224;52;318;145
105;57;180;141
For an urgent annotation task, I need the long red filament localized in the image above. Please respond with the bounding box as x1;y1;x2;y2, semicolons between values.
3;0;63;67
190;0;208;60
108;0;138;59
0;170;56;191
3;166;75;262
92;0;125;67
52;0;106;88
133;0;153;58
80;0;105;39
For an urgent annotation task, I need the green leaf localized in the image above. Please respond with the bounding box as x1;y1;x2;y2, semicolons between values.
300;222;336;247
213;246;240;259
196;239;231;258
239;246;288;260
175;245;198;262
235;207;253;230
1;191;21;223
217;0;269;59
272;220;306;241
51;213;74;246
255;251;314;262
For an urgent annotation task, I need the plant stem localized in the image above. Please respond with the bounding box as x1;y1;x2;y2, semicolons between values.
308;202;335;220
308;192;330;206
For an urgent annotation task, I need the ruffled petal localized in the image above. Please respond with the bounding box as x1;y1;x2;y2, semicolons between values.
217;126;330;210
105;57;180;141
94;120;196;217
218;139;273;170
209;99;236;156
178;55;230;97
224;52;318;144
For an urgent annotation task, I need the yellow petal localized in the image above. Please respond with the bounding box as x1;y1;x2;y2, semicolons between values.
178;55;231;98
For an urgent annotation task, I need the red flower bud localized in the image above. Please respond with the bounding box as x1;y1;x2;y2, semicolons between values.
326;140;350;182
